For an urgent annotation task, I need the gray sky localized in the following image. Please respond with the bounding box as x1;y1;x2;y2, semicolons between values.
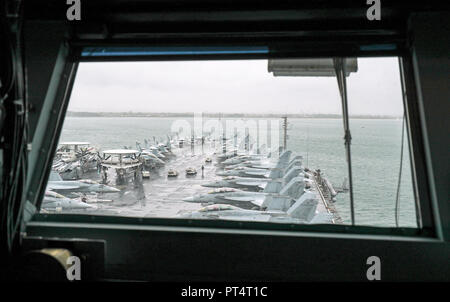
68;57;403;116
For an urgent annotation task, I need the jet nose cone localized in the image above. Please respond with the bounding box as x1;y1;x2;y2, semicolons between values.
216;171;228;176
183;196;194;202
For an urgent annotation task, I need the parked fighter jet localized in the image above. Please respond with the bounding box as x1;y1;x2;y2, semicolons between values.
184;176;305;210
136;143;166;168
221;153;269;166
47;171;120;196
222;150;295;168
178;190;322;223
42;191;97;211
216;149;239;162
217;166;265;177
217;153;302;178
202;164;303;192
178;204;292;222
201;176;277;191
224;154;302;171
140;151;166;167
53;142;99;180
215;141;267;162
137;140;166;160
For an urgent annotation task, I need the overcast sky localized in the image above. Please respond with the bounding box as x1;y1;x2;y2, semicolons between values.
68;57;403;116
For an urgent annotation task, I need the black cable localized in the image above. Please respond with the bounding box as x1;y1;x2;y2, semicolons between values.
0;0;17;99
395;115;406;227
10;17;27;253
0;0;27;254
334;58;355;226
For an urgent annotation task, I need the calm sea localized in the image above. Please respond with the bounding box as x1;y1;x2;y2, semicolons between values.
59;116;417;228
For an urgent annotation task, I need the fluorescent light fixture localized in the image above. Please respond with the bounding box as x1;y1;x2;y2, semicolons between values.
268;58;358;77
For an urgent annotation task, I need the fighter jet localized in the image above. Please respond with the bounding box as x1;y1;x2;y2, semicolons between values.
218;150;291;172
178;204;294;222
217;153;302;178
202;164;303;192
184;176;305;210
216;142;268;162
219;148;280;166
139;140;166;159
222;150;296;169
216;149;239;162
42;191;97;211
216;166;270;178
221;153;269;166
178;191;323;224
135;142;166;167
141;151;166;167
201;176;278;191
224;154;302;171
47;171;120;196
285;191;319;221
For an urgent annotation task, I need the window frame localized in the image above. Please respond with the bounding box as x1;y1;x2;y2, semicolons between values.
26;42;436;239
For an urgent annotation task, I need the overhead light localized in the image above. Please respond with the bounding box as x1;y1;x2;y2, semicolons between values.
268;58;358;77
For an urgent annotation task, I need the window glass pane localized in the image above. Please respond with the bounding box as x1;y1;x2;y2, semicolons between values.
42;57;417;228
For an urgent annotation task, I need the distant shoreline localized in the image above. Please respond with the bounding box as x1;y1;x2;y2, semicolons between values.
67;111;401;119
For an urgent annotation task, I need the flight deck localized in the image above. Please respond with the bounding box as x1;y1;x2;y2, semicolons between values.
46;143;342;224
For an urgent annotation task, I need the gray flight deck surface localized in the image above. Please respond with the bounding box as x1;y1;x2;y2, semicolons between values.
49;144;340;223
62;145;229;217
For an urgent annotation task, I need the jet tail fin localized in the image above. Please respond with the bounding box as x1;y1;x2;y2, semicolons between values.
49;170;63;181
257;144;267;155
261;195;294;211
274;150;292;169
279;176;305;199
283;156;302;172
279;150;292;162
166;135;172;150
262;181;282;193
268;168;283;179
287;192;318;222
282;166;303;184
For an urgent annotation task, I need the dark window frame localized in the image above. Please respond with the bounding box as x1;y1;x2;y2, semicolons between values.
27;42;435;239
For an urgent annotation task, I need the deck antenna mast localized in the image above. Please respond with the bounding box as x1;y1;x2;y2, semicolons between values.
306;126;309;168
334;58;355;226
282;116;288;151
191;128;195;155
220;113;226;154
256;120;260;155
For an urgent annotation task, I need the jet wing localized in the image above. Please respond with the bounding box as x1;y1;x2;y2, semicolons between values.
47;183;80;190
251;164;276;169
222;196;257;202
250;198;266;207
244;171;269;177
236;180;263;187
